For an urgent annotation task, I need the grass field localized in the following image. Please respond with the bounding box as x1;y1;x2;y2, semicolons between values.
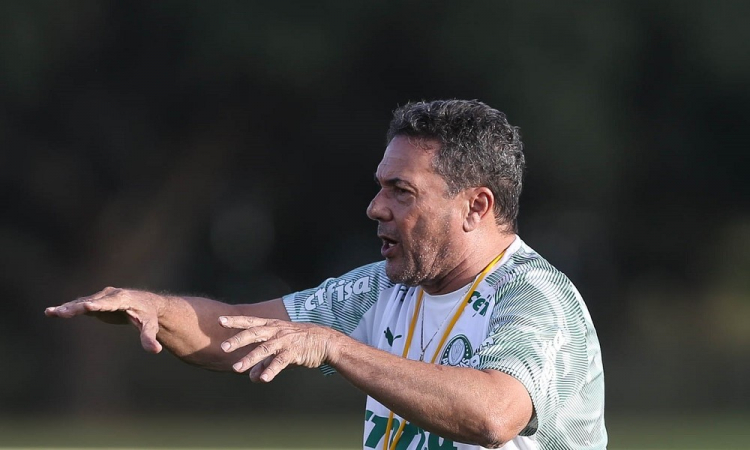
0;412;748;449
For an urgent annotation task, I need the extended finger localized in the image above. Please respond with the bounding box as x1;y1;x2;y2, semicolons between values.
256;350;292;382
45;287;126;318
45;299;102;318
221;326;278;353
218;315;271;329
232;339;284;373
249;355;275;382
45;301;85;318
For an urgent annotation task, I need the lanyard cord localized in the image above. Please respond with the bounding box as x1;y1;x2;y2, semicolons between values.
381;250;507;450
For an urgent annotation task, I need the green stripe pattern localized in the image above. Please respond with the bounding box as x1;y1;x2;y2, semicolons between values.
479;246;607;449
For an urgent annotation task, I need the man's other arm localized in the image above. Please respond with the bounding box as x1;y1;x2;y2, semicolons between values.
45;287;289;372
220;316;533;448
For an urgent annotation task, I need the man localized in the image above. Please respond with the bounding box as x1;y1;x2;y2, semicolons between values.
46;100;607;449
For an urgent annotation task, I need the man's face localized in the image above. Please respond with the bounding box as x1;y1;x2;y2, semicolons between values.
367;136;466;287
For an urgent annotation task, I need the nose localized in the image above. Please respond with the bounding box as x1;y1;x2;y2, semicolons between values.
367;189;392;222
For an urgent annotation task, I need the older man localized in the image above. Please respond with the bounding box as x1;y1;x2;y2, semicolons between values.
47;100;607;449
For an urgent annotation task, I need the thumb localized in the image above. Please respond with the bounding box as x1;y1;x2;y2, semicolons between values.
140;318;163;354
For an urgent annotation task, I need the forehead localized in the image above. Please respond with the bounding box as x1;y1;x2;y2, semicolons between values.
376;136;440;181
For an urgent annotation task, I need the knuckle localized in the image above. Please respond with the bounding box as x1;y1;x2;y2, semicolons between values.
273;353;288;366
77;293;95;302
259;343;272;355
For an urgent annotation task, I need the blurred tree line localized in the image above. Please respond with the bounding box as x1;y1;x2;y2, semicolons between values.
1;1;748;418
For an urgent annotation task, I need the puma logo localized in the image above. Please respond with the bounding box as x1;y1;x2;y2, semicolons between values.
384;327;402;346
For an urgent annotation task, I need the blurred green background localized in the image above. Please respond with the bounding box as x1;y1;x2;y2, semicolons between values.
1;1;749;448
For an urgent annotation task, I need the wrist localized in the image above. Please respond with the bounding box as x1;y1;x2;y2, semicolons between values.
324;330;355;368
150;291;172;320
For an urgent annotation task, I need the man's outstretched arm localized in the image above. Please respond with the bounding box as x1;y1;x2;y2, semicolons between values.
45;287;289;371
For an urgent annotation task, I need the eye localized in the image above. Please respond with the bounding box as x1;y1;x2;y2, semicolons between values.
392;186;414;200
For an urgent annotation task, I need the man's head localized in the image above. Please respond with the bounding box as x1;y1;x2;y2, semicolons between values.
386;99;525;233
368;99;525;292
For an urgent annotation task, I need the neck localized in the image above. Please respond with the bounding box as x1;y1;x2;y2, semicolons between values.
420;233;516;295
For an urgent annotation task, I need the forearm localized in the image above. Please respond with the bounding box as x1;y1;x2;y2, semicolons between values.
155;294;242;370
329;336;531;447
157;295;288;371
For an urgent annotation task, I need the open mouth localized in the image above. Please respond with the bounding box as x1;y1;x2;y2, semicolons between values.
380;236;398;257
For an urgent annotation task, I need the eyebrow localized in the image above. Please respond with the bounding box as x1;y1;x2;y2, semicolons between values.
373;173;415;189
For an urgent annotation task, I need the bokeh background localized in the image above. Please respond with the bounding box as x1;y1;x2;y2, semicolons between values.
2;1;749;448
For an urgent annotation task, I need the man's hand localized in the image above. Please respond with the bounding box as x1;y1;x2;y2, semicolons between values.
218;316;342;382
45;287;168;354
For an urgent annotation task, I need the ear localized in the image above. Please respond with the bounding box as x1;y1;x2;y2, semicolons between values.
463;187;494;232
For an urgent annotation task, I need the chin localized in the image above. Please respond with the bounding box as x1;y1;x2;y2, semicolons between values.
384;262;420;287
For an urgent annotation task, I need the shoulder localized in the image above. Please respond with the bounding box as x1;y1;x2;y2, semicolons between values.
487;238;586;323
490;238;575;290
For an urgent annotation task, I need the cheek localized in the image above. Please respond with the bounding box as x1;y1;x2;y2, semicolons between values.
393;205;420;233
398;201;456;243
411;214;448;246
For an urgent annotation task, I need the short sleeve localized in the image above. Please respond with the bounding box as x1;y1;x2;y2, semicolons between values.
475;268;590;435
282;261;392;337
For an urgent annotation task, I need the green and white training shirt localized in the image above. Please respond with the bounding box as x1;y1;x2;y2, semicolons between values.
283;237;607;450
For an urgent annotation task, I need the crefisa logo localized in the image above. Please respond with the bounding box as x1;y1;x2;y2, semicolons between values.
441;335;473;367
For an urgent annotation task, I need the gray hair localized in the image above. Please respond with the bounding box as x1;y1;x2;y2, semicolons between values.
387;99;525;232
